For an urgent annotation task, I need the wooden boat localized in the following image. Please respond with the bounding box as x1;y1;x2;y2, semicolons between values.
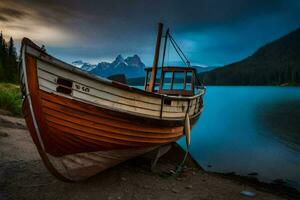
20;23;205;181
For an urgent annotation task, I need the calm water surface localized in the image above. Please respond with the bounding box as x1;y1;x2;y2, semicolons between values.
178;86;300;190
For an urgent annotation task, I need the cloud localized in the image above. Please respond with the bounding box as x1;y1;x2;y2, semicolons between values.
0;0;78;46
0;7;26;20
0;16;8;22
0;0;300;65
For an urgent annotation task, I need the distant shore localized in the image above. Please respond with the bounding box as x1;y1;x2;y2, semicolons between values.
0;114;299;200
128;77;300;87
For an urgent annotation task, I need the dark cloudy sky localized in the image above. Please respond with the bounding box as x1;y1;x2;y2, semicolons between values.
1;0;300;66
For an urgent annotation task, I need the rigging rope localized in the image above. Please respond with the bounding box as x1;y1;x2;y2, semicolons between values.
165;31;203;86
168;33;190;67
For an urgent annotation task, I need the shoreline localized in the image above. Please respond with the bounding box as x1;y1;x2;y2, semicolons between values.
1;114;299;200
172;144;300;199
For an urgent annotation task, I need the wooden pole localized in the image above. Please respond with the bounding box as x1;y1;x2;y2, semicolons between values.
147;23;163;92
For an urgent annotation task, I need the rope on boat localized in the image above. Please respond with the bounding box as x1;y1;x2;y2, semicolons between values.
162;31;203;87
174;114;191;174
168;33;190;67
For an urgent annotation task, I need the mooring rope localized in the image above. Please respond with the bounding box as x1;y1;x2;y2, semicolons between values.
173;113;191;175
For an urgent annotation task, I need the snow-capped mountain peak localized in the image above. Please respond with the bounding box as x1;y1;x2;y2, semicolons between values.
125;55;145;68
111;54;127;68
72;60;97;71
115;54;125;62
72;60;85;68
73;55;146;78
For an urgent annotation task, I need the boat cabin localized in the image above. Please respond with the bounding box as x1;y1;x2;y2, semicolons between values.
144;66;196;96
143;23;201;97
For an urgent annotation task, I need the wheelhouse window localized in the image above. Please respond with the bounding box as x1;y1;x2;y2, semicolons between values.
173;72;185;90
186;72;193;90
162;72;172;90
154;70;161;92
144;66;196;96
144;70;151;91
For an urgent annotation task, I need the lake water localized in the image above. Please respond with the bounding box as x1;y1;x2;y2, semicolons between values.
178;86;300;190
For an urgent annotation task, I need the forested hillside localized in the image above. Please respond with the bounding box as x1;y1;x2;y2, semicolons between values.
200;28;300;85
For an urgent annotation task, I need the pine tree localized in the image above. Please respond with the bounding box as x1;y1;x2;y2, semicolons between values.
8;37;17;59
0;32;2;81
0;32;7;82
0;32;19;83
7;37;18;83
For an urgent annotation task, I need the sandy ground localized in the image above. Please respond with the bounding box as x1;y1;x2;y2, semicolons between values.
0;114;299;200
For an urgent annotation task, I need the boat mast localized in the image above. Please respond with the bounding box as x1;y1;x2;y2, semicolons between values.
147;22;163;92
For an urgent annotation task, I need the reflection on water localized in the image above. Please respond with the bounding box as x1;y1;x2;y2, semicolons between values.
257;100;300;152
177;86;300;190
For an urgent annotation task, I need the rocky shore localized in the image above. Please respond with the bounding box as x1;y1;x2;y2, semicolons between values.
0;114;299;200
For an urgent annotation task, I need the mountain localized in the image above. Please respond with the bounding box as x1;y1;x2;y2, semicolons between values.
72;55;146;78
200;27;300;85
193;66;217;73
72;60;97;71
72;60;85;68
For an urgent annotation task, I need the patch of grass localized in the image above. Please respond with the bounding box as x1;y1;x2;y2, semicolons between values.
0;83;22;116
